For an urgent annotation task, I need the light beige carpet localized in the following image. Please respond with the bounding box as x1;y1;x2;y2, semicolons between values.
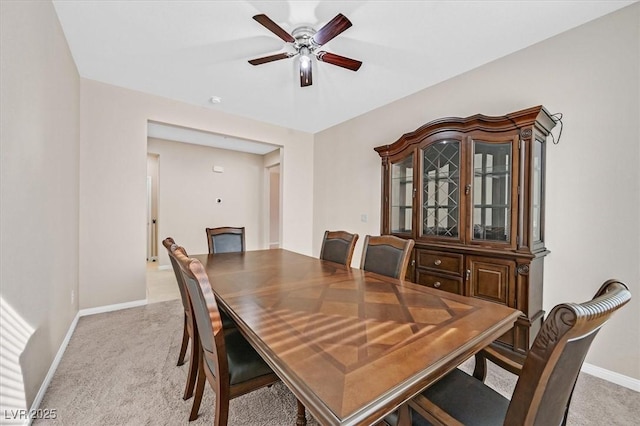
35;300;638;425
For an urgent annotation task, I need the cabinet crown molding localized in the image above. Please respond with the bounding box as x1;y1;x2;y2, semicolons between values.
374;105;556;158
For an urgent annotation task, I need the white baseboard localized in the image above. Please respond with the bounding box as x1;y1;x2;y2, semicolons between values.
582;362;640;392
28;298;148;424
78;298;147;317
28;311;80;425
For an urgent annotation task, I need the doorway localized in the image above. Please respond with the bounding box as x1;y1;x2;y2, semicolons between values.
146;153;159;262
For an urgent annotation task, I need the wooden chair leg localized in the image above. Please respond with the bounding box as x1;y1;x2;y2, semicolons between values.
397;403;411;426
214;384;230;426
473;351;488;381
177;314;189;366
189;355;206;421
183;334;199;400
296;399;307;426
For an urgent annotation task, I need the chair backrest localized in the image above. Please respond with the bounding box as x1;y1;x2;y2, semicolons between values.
206;227;245;254
162;237;190;313
174;249;229;387
319;230;359;266
360;235;414;279
505;280;631;425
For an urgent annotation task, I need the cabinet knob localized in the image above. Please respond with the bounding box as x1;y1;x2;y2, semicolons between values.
433;281;441;288
434;259;442;266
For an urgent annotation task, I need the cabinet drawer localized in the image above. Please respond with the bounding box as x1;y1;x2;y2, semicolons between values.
416;250;463;275
416;270;463;294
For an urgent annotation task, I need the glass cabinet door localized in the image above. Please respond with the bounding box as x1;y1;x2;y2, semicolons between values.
422;141;461;239
532;139;543;243
472;140;512;242
390;154;414;234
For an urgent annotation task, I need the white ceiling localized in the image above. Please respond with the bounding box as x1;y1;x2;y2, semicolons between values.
53;1;635;134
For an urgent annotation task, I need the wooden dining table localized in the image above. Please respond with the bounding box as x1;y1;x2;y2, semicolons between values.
193;249;521;426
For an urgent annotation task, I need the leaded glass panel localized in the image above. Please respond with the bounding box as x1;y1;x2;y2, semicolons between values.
422;141;460;238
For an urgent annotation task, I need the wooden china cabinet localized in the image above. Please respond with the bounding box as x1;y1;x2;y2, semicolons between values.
375;106;557;359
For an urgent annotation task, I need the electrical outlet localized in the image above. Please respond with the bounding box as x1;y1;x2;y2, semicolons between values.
361;214;368;223
71;289;75;304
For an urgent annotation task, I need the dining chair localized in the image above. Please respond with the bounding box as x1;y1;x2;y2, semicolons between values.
319;230;359;266
387;279;631;426
173;249;280;425
206;226;245;254
360;234;415;279
162;237;199;400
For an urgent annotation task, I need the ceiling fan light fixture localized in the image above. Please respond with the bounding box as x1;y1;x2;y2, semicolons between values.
299;47;311;69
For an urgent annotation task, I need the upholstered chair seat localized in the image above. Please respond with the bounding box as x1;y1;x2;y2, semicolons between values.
413;368;509;425
211;327;274;386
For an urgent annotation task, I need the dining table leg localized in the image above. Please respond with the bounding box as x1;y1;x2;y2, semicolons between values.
296;399;307;426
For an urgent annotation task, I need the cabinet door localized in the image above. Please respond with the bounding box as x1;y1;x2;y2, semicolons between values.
531;137;545;250
466;256;515;306
469;137;519;248
389;153;415;235
421;140;463;242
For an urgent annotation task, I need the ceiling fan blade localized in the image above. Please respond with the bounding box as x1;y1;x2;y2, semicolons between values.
312;14;352;46
248;53;292;66
300;62;312;87
316;51;362;71
253;14;295;43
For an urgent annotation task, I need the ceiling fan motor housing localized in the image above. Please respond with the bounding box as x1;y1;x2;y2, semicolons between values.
292;27;318;52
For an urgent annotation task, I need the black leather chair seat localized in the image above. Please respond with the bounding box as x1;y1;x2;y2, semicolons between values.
384;368;509;426
420;368;509;425
206;327;274;386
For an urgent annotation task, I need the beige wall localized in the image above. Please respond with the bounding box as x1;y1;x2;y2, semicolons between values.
314;4;640;380
79;79;314;310
148;137;270;265
0;0;80;408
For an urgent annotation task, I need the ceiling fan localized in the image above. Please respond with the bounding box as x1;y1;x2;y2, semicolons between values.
248;13;362;87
